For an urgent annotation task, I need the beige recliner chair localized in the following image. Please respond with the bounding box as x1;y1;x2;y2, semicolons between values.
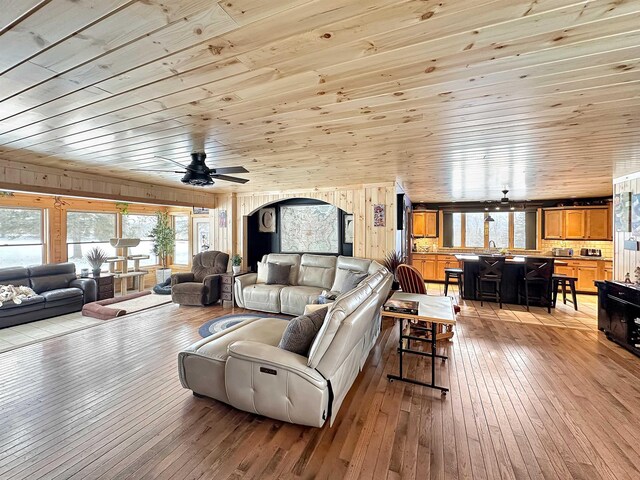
178;265;392;427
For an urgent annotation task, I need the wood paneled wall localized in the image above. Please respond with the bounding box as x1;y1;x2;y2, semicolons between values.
209;183;398;264
613;173;640;281
0;158;216;208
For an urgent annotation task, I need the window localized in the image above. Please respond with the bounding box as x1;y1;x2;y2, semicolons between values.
122;214;158;266
0;207;45;267
67;211;117;271
465;213;485;248
442;210;536;249
488;212;509;248
513;212;527;249
173;215;189;265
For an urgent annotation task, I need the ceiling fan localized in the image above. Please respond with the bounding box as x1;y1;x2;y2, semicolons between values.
131;152;249;186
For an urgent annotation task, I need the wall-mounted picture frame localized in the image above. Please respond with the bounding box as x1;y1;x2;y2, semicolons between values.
373;204;385;227
614;192;631;232
218;209;227;228
258;207;277;233
192;207;209;215
344;214;354;243
631;194;640;236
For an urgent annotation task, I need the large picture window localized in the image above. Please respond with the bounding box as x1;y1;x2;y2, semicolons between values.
67;211;117;271
443;211;536;250
173;215;189;265
122;214;158;266
0;207;45;267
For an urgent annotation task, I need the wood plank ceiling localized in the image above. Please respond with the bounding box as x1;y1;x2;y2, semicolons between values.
0;0;639;202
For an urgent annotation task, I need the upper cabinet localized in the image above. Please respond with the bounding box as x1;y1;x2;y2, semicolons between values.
543;206;611;240
413;211;437;238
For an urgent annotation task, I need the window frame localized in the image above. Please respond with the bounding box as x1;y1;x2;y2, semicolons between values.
449;211;533;250
0;206;47;266
171;214;190;266
65;210;118;271
121;213;159;267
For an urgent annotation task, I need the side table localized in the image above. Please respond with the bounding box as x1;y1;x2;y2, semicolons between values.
89;273;114;301
220;271;251;306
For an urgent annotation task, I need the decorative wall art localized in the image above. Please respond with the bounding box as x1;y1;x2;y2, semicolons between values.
614;192;631;232
373;204;385;227
218;209;227;228
258;207;277;233
344;214;354;244
192;207;209;214
631;194;640;236
280;205;339;253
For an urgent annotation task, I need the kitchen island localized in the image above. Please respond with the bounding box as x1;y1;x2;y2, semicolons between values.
456;255;567;306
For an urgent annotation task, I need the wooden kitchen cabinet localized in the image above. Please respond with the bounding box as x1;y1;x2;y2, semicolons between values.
411;254;451;281
585;208;609;239
576;266;598;292
564;210;586;239
554;259;611;293
412;211;437;238
544;210;564;239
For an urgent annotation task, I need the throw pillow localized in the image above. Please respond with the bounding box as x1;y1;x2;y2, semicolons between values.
266;262;292;285
278;306;329;356
256;261;270;284
332;269;367;293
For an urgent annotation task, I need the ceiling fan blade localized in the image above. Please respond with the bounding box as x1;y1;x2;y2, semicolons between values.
211;166;248;174
155;156;192;170
130;169;185;173
211;174;249;184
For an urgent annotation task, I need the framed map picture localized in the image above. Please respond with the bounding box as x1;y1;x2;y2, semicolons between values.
258;208;276;233
614;192;631;232
344;214;354;243
280;205;339;253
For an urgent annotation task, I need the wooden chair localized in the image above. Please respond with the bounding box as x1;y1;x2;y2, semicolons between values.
476;255;506;308
396;264;427;294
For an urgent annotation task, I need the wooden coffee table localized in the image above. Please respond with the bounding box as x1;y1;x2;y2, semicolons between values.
382;292;457;394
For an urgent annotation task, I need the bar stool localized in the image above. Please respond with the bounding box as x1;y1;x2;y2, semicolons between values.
444;268;463;298
552;274;578;310
520;257;555;313
476;256;506;308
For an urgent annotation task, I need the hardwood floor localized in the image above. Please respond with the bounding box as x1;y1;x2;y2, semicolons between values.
0;295;639;480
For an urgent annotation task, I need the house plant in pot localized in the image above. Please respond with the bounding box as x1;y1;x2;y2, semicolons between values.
86;247;108;277
231;254;242;274
383;250;404;290
150;212;176;284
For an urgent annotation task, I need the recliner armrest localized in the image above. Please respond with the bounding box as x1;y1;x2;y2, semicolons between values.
235;272;257;288
70;278;96;304
227;341;327;389
171;272;194;286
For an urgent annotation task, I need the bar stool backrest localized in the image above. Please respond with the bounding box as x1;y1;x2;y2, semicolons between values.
478;255;506;279
396;264;427;294
524;257;555;281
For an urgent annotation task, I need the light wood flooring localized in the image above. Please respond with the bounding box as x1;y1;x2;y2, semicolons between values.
0;294;639;480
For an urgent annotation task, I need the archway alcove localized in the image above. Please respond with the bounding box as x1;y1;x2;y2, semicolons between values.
245;198;353;271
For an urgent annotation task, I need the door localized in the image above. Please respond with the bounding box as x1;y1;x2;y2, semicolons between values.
424;212;437;237
565;210;586;239
423;258;437;280
193;217;211;254
586;208;609;239
577;266;598;292
413;212;426;237
555;265;575;277
544;210;564;239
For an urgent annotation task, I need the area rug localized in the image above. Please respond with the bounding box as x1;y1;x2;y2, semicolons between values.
83;291;171;319
199;313;289;338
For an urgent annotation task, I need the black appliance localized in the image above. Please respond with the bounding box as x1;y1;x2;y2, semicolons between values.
596;281;640;356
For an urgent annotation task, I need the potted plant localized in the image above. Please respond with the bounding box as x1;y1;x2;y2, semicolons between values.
231;254;242;274
149;212;176;283
383;250;404;290
86;247;108;277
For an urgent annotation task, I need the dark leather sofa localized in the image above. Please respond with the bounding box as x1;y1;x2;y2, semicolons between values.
0;263;96;329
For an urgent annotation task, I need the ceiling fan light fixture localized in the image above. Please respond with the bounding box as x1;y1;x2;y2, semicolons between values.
485;214;495;222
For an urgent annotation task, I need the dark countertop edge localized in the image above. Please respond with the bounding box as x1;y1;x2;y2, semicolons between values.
412;252;611;262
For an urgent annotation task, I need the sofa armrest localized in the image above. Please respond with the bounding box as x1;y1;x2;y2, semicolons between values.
70;278;97;304
233;273;257;308
171;272;194;286
227;341;327;389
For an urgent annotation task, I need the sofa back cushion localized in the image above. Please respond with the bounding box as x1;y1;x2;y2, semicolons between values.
192;251;229;282
262;254;300;285
367;260;385;275
0;267;30;287
298;254;336;289
28;262;77;294
307;281;373;368
331;256;372;291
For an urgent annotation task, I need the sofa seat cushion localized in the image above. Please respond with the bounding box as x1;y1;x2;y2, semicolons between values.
0;295;45;317
242;284;286;313
280;286;325;316
178;317;289;403
41;288;83;308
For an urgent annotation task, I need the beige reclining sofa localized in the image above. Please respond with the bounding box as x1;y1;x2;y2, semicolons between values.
178;256;392;427
234;253;385;315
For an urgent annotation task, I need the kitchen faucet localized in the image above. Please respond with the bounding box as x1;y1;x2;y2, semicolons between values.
489;240;497;249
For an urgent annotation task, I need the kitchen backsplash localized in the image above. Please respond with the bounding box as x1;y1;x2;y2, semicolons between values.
414;237;612;257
